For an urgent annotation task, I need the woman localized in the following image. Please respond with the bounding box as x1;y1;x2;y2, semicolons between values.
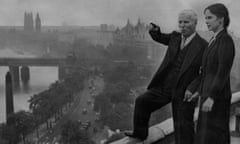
194;3;235;144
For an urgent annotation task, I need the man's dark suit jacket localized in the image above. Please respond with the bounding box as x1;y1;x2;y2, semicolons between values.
148;30;207;100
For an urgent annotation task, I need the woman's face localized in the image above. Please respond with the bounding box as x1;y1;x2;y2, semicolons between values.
204;9;223;32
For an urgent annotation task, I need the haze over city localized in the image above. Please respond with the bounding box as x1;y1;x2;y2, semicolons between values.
0;0;239;35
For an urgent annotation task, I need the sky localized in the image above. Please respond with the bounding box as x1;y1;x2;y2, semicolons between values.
0;0;239;35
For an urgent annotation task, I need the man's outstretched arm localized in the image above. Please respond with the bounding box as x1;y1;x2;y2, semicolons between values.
149;22;171;45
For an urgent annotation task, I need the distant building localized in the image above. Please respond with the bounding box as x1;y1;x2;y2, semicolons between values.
35;13;41;32
24;12;34;32
100;24;116;32
115;18;149;40
100;24;108;31
113;18;166;63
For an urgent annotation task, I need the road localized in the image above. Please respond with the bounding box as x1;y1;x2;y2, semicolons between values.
36;75;105;144
69;76;104;122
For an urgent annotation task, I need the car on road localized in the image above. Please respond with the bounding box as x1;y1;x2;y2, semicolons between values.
82;108;87;115
78;120;82;124
86;120;91;127
95;112;100;121
87;99;92;105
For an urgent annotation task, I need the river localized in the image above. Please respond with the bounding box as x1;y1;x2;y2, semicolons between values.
0;48;58;123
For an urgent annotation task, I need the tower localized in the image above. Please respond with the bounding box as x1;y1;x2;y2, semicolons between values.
24;12;34;32
29;12;34;31
35;13;41;32
24;12;27;30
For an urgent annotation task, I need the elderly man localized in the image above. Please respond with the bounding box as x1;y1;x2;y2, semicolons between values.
125;10;207;144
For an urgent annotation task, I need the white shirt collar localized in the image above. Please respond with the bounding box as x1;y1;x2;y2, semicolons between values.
181;32;196;47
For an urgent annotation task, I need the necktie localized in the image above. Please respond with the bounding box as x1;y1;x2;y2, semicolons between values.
180;37;186;49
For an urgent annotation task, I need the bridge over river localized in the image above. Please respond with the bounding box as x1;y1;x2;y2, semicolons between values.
0;58;68;66
0;57;76;86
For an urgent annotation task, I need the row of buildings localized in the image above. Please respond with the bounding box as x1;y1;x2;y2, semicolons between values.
112;18;166;64
115;18;149;40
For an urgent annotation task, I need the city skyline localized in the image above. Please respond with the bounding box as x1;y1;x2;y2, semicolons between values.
0;0;239;34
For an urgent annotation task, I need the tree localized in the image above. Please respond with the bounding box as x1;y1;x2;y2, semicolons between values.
94;93;112;114
7;111;35;144
106;82;133;104
100;103;133;130
60;121;92;144
0;124;21;144
28;72;87;130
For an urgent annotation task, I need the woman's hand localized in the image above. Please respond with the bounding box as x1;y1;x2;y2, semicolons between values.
201;97;214;112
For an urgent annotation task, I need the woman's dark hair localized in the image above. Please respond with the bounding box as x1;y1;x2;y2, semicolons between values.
204;3;230;29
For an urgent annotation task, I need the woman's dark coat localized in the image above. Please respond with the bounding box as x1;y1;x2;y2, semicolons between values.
194;30;235;144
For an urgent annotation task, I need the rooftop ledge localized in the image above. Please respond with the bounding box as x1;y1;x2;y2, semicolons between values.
110;91;240;144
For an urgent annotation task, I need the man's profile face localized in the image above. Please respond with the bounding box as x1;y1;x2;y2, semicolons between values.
178;14;196;37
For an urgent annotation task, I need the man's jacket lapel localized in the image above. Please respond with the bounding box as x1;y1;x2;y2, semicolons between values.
178;34;202;79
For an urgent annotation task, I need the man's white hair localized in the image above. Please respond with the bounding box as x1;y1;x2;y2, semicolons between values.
179;9;198;24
